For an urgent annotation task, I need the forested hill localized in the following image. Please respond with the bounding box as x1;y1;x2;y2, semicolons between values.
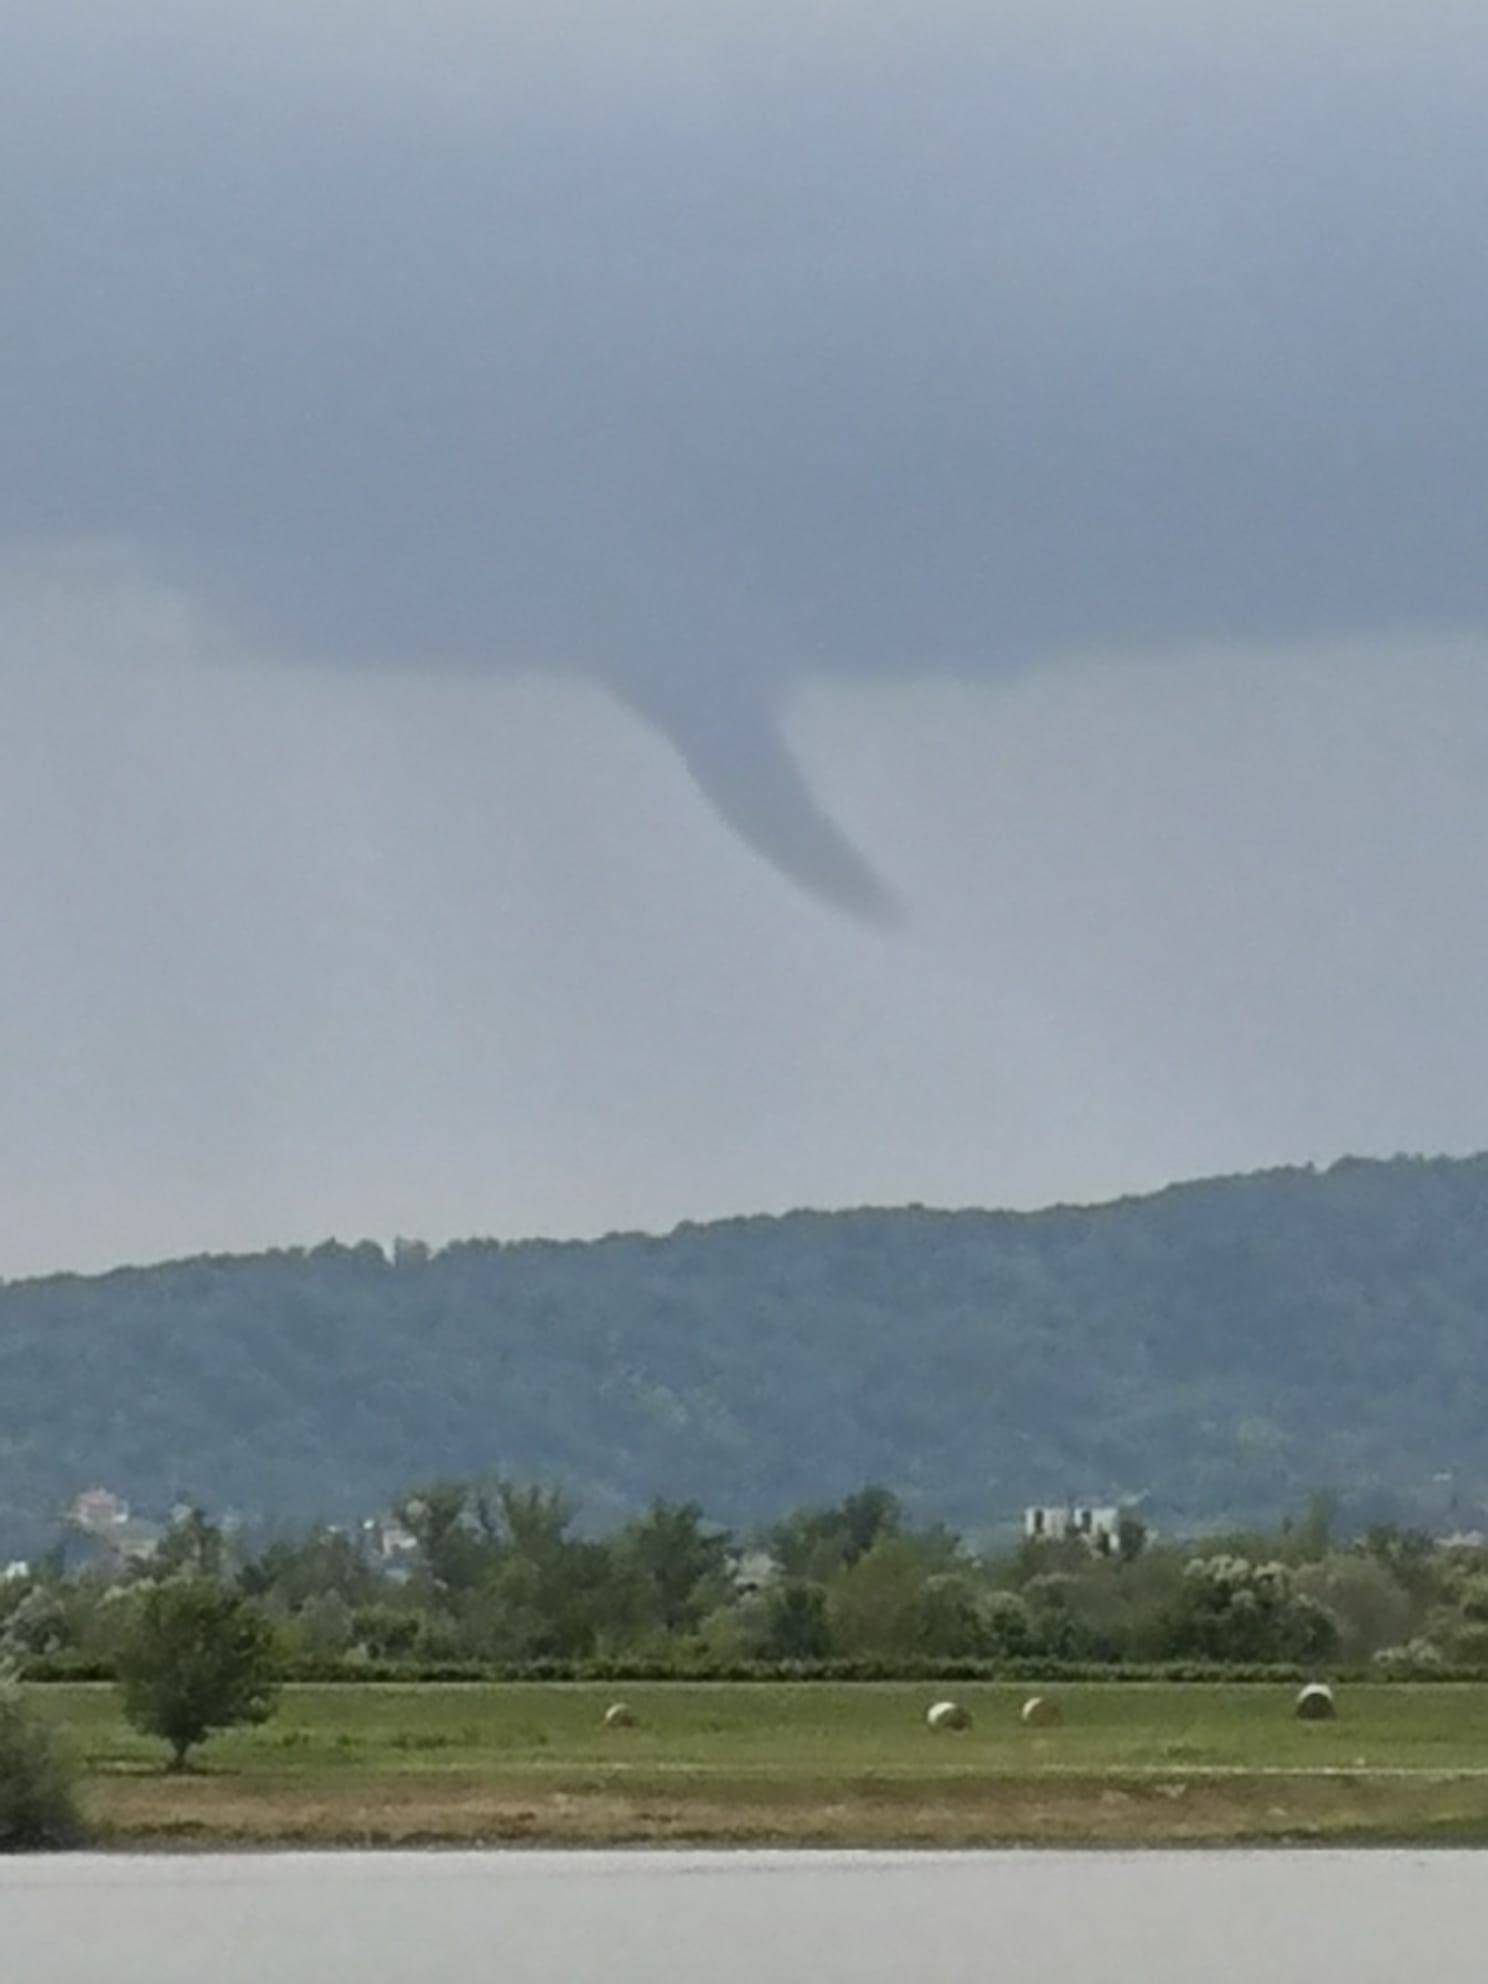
4;1154;1488;1553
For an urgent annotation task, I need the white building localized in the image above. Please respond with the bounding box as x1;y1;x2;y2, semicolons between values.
362;1517;419;1565
730;1549;779;1596
1024;1504;1121;1554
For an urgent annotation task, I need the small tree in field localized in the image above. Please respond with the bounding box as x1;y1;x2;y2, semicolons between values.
116;1582;282;1769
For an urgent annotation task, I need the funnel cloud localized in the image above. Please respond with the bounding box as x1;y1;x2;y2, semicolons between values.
6;3;1488;910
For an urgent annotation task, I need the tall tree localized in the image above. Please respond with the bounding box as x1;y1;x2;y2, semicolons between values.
619;1501;731;1636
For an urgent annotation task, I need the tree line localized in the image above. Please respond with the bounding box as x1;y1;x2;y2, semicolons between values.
7;1482;1488;1685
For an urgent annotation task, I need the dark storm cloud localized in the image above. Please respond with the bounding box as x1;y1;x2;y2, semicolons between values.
6;2;1487;909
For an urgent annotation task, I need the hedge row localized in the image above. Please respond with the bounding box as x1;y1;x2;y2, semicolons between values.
22;1652;1488;1685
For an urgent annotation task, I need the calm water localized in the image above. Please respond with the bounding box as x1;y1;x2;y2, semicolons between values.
2;1848;1481;1983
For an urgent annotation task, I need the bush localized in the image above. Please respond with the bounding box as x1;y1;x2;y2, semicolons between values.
1372;1638;1447;1678
33;1649;1488;1684
0;1684;83;1850
10;1654;115;1683
1160;1557;1340;1663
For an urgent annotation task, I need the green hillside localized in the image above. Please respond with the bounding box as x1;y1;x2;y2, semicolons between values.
4;1153;1487;1552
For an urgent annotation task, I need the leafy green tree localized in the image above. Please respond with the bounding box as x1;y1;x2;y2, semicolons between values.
979;1590;1035;1658
1116;1510;1149;1563
293;1591;355;1658
239;1527;375;1612
759;1580;832;1660
770;1486;902;1582
1294;1556;1412;1660
116;1581;282;1768
1020;1571;1114;1659
150;1508;224;1581
464;1543;619;1662
394;1482;492;1595
839;1488;902;1565
1280;1492;1337;1566
479;1481;579;1560
827;1537;939;1658
1160;1557;1339;1663
350;1602;426;1661
1013;1530;1099;1583
618;1501;731;1636
914;1573;994;1659
462;1481;625;1661
0;1587;70;1659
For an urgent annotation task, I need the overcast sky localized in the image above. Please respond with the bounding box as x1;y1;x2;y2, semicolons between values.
4;2;1487;1277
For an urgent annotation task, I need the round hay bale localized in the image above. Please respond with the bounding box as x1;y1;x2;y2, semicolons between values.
604;1701;639;1730
1021;1695;1063;1728
926;1700;973;1732
1294;1683;1337;1722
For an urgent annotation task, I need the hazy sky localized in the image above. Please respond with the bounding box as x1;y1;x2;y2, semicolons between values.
4;3;1487;1275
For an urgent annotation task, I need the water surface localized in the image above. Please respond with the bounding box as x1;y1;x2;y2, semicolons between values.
3;1848;1479;1983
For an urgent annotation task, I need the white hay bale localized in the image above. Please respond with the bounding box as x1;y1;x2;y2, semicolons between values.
1021;1695;1063;1728
926;1699;972;1732
604;1701;639;1729
1294;1683;1337;1722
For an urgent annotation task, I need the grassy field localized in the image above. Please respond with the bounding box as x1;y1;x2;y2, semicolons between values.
28;1681;1488;1848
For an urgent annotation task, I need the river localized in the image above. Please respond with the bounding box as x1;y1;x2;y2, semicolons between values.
3;1848;1480;1982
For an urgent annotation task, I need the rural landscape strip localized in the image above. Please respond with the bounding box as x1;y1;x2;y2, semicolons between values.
26;1680;1488;1849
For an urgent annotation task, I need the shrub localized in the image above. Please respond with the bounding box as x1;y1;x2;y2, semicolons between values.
0;1588;71;1659
1444;1622;1488;1666
1372;1638;1447;1678
0;1684;83;1850
1161;1557;1340;1663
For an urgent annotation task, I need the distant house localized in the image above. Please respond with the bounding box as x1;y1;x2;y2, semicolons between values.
66;1488;161;1568
730;1549;779;1596
69;1487;130;1536
1024;1504;1121;1555
362;1517;419;1569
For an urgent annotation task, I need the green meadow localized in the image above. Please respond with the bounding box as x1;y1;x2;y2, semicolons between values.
29;1681;1488;1847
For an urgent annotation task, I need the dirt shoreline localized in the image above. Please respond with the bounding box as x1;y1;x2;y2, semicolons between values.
79;1771;1488;1851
